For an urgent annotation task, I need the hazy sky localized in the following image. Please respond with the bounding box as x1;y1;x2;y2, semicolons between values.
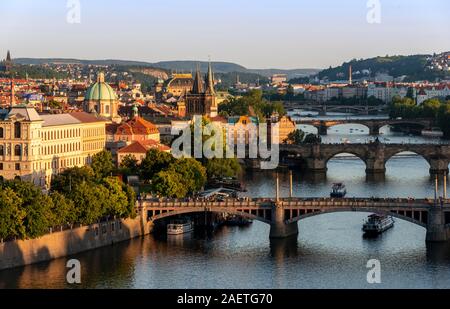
1;0;449;69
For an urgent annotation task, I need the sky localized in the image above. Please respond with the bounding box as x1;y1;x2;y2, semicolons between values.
0;0;449;69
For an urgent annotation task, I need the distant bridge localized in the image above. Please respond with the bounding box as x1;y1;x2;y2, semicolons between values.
296;118;434;135
279;142;450;176
285;103;389;115
139;198;450;241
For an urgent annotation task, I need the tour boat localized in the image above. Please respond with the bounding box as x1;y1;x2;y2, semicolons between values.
330;183;347;198
167;220;194;235
362;214;394;235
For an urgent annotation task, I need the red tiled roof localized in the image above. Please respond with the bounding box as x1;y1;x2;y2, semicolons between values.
116;116;159;136
118;140;171;154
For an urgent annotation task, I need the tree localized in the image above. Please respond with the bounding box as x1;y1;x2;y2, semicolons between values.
170;158;207;194
422;98;442;118
51;166;95;194
205;158;241;179
50;192;77;226
285;129;305;145
152;170;187;198
102;177;130;218
91;150;115;180
71;181;106;225
0;188;26;240
140;148;175;181
4;180;55;238
119;154;140;179
122;183;137;219
303;134;322;144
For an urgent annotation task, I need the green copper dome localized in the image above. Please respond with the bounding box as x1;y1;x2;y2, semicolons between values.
85;72;118;101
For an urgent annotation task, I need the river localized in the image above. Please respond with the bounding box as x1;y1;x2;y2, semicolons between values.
1;115;450;289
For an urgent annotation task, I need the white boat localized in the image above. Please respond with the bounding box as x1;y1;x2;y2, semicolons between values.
167;220;194;235
421;128;444;137
362;214;394;235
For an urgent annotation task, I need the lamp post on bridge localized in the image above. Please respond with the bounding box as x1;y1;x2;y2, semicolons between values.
289;170;293;199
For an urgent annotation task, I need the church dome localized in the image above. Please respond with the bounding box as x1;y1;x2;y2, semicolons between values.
85;72;118;101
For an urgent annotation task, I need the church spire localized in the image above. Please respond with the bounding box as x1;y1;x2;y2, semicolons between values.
205;60;215;95
192;63;204;94
6;50;11;62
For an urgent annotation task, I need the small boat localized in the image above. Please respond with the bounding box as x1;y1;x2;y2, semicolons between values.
362;214;394;235
330;183;347;198
167;219;194;235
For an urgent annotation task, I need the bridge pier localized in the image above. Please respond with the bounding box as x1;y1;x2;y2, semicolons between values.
318;124;328;135
429;159;449;176
365;158;386;175
426;207;450;242
270;203;299;238
305;158;327;173
368;124;380;136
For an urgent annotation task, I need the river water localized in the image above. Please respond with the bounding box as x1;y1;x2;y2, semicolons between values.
2;114;450;289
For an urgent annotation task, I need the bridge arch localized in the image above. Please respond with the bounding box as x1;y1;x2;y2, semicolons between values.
325;151;368;168
148;208;272;225
327;123;370;135
286;208;427;228
384;150;432;168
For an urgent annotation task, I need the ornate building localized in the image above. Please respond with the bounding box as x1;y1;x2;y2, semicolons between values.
0;105;107;187
84;72;121;123
163;73;194;97
179;62;218;118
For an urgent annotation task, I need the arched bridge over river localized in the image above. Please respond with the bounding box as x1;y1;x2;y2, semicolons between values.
139;198;450;242
297;118;434;135
280;143;450;176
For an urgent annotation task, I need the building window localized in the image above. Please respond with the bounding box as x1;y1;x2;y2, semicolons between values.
0;163;3;170
14;122;21;139
14;145;22;156
0;127;3;138
0;145;3;156
15;163;20;171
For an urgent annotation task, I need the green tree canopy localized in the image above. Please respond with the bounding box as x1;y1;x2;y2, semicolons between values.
140;148;175;181
0;188;26;240
91;150;115;180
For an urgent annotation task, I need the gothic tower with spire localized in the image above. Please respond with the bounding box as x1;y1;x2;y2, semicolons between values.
185;61;217;117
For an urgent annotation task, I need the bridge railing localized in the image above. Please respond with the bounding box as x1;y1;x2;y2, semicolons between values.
139;197;444;209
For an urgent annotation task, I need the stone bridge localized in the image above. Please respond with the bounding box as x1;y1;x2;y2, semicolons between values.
280;142;450;176
286;103;389;115
297;118;434;135
139;198;450;242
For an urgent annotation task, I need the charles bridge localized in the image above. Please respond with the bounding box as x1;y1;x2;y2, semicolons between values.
279;142;450;176
139;197;450;242
296;118;434;135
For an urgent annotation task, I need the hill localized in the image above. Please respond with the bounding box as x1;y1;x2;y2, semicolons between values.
13;58;319;79
318;54;449;82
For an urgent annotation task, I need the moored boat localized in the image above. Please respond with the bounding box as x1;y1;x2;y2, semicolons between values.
362;214;394;235
167;220;194;235
330;183;347;198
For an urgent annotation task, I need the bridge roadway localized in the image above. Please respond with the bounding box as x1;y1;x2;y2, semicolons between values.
285;103;389;115
295;118;434;135
139;197;450;242
279;142;450;176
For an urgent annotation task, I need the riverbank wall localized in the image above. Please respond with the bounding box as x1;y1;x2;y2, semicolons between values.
0;210;153;271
